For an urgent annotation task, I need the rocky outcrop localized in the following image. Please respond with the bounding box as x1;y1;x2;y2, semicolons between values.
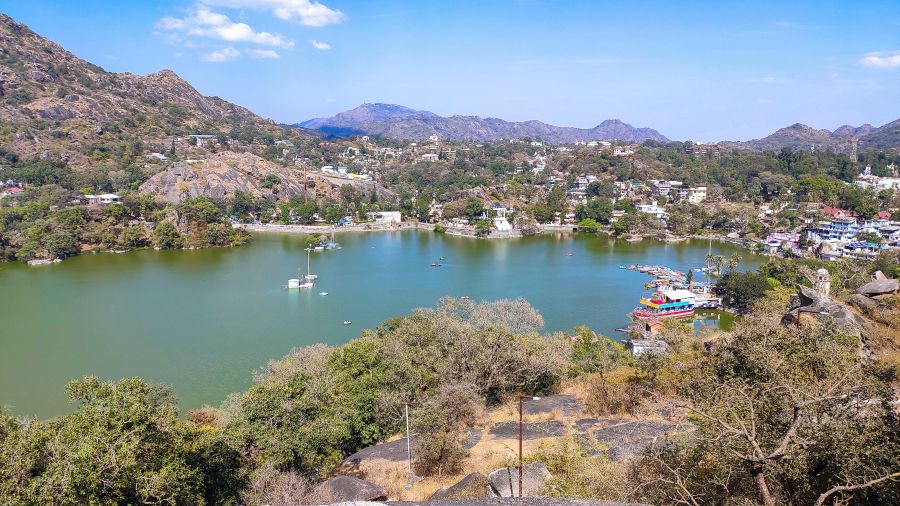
430;472;497;500
311;476;387;503
488;421;566;440
855;278;899;297
140;151;392;204
488;463;553;498
327;500;647;506
782;285;871;339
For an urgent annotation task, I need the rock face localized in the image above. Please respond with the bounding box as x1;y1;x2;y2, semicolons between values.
429;472;497;500
782;285;871;338
488;463;553;498
856;278;900;297
311;476;387;503
140;151;391;204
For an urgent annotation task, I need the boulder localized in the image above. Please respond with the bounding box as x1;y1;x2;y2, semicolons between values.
856;278;899;297
782;285;871;339
311;476;387;503
429;472;497;500
849;293;877;312
488;462;553;498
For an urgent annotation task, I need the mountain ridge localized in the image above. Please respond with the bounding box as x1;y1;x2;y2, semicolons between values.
297;103;670;143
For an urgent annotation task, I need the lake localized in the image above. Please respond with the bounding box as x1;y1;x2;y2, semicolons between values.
0;231;758;417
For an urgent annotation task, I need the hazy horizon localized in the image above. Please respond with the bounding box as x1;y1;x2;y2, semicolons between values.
2;0;899;141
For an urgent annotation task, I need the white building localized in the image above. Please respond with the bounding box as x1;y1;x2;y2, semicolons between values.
687;186;707;204
420;153;439;162
636;201;667;219
84;193;121;205
367;211;402;224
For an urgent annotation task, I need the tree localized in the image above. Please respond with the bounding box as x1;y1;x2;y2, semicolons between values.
153;221;184;249
475;219;492;237
634;313;900;506
412;383;482;477
0;377;242;505
726;253;742;273
576;218;600;233
718;271;770;312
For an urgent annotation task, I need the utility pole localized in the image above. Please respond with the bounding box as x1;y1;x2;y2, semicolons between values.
518;396;541;498
403;403;412;484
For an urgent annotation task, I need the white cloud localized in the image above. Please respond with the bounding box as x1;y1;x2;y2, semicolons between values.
860;51;900;69
157;6;295;49
310;39;331;50
202;46;241;62
203;0;347;27
248;48;280;59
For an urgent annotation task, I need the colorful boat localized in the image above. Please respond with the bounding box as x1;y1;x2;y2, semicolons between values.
633;289;697;319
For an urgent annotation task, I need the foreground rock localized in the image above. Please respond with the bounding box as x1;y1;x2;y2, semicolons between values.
488;421;566;440
328;500;647;506
855;278;899;297
312;476;387;503
430;473;497;500
488;463;553;498
782;285;871;338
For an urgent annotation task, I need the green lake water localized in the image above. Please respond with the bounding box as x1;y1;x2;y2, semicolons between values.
0;231;758;417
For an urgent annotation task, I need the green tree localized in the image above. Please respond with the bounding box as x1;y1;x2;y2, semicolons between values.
153;222;184;250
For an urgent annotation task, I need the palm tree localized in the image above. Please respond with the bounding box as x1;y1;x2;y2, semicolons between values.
727;253;742;273
713;255;725;276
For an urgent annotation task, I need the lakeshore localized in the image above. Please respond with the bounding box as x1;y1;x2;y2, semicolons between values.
0;230;757;417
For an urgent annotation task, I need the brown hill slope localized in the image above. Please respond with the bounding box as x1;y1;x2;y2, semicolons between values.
0;13;298;169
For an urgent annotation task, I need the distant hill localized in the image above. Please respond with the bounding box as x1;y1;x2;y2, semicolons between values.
297;103;669;143
0;13;295;170
719;119;900;153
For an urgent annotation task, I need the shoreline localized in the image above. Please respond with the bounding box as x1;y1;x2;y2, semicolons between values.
235;222;747;247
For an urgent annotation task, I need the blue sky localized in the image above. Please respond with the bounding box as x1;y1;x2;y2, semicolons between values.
1;0;899;141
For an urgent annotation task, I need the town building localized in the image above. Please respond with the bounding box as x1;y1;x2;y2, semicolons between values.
367;211;402;224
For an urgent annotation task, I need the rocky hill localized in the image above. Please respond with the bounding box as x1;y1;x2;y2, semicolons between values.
719;118;900;153
297;103;669;143
140;151;392;204
0;13;298;170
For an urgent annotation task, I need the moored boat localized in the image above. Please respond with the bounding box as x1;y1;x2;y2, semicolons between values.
633;289;697;319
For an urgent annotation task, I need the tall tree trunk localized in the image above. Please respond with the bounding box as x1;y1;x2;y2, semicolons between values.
752;465;776;506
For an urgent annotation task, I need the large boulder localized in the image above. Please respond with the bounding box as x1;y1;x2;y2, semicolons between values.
782;285;871;339
856;278;899;297
311;476;387;503
488;462;553;498
429;472;497;500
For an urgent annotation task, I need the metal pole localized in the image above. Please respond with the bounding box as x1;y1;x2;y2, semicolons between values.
518;397;523;498
405;403;412;478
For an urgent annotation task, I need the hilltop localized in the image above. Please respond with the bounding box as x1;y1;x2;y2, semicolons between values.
720;118;900;153
0;13;301;171
297;103;670;143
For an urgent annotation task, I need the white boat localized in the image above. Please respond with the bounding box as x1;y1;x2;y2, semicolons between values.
319;292;329;296
287;278;301;289
343;320;352;325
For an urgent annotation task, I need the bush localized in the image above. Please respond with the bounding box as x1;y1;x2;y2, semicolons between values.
433;223;446;233
412;382;483;477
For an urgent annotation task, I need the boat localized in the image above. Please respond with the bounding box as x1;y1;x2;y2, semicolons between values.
431;262;442;267
319;292;329;296
460;295;472;300
566;252;573;256
343;321;352;325
619;265;627;269
633;289;697;319
614;326;631;333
